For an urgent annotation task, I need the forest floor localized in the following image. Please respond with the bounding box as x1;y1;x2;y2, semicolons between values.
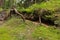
0;0;60;40
0;16;60;40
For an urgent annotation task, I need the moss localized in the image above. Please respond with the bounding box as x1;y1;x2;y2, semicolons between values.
32;26;60;40
0;8;3;11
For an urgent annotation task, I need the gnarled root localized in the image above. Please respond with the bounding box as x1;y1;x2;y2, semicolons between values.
13;8;25;22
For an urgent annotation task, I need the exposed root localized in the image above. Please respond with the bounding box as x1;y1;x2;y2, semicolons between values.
10;8;25;22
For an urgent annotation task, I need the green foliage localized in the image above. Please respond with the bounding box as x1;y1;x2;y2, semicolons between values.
25;0;60;12
23;0;60;26
54;16;60;27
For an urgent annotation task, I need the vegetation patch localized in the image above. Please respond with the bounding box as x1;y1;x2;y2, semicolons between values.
32;26;60;40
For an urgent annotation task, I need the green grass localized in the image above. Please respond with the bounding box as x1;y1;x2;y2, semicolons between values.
32;26;60;40
0;16;60;40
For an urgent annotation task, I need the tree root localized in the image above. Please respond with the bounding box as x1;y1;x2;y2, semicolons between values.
10;8;25;22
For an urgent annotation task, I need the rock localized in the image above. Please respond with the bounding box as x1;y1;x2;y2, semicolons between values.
0;10;9;21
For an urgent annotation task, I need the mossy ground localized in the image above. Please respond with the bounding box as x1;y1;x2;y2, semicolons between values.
0;16;60;40
0;0;60;40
